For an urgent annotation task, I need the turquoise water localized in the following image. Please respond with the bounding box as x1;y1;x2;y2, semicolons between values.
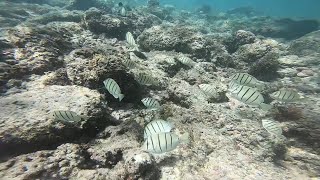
161;0;320;18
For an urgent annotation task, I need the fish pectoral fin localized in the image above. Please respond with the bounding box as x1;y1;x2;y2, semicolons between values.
118;94;125;101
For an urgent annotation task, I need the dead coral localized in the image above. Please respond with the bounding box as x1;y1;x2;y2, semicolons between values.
271;105;304;122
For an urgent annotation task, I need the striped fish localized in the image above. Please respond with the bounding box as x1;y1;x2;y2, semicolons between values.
228;80;241;90
122;58;137;69
230;73;264;89
141;97;161;110
120;7;126;16
103;78;124;101
126;32;137;47
165;56;176;64
142;132;189;154
199;84;216;97
144;119;173;139
262;119;282;137
270;89;301;102
135;73;159;86
52;110;84;123
176;55;195;67
229;85;272;111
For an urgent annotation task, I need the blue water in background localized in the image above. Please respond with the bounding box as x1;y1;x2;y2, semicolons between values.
160;0;320;19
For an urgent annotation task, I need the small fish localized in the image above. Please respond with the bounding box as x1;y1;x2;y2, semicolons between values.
123;58;137;69
165;56;176;64
229;85;272;111
144;119;173;139
199;84;216;97
103;78;125;101
176;55;196;67
141;97;161;109
135;72;158;86
120;7;126;16
262;119;282;137
118;2;123;7
228;80;241;90
230;73;264;89
51;110;85;123
126;32;136;47
142;132;189;154
270;89;302;102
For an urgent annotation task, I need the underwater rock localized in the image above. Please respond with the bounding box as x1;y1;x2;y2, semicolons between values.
233;40;273;63
86;120;159;179
232;39;281;81
167;80;193;108
288;30;320;57
65;47;143;103
286;147;320;177
42;68;71;86
0;2;57;27
248;51;280;81
87;120;143;167
82;8;161;39
278;55;319;67
138;25;230;61
123;150;159;180
0;77;106;157
27;10;84;24
224;30;257;53
254;18;319;40
0;24;73;88
0;143;85;179
82;8;129;38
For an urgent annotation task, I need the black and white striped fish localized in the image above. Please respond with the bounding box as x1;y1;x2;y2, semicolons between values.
229;85;272;110
165;56;176;65
262;119;282;137
228;80;241;90
142;132;189;154
126;32;137;50
103;78;125;101
199;84;216;97
122;58;137;69
144;119;173;139
135;73;159;86
230;73;264;89
270;89;302;102
141;97;161;109
176;55;195;67
51;110;85;123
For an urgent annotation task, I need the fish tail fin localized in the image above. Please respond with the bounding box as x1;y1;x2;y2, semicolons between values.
255;82;265;90
118;94;125;101
260;103;272;111
180;132;190;144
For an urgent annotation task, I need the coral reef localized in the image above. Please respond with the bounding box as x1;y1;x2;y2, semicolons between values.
0;76;107;157
0;1;319;179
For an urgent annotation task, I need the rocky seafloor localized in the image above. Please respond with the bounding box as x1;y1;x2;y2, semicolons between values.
0;1;320;179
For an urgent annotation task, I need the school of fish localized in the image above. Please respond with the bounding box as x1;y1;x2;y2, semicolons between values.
50;32;307;155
